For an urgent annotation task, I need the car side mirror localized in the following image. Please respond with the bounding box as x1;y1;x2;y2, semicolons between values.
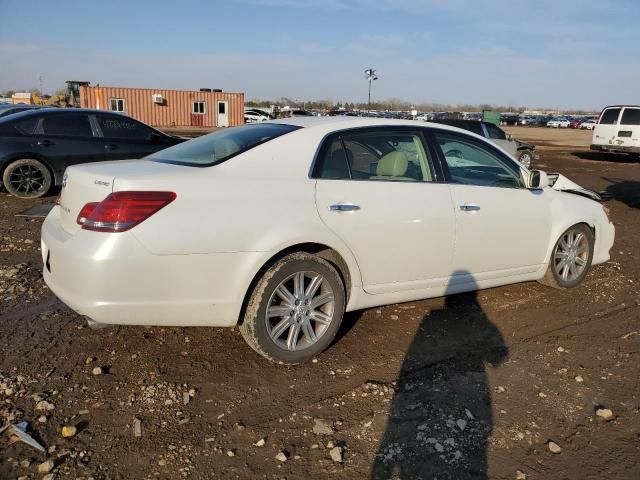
527;169;549;189
507;134;513;141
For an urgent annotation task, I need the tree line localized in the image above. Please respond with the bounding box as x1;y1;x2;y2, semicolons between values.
246;97;596;114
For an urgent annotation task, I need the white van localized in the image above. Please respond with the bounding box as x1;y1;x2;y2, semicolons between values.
591;105;640;157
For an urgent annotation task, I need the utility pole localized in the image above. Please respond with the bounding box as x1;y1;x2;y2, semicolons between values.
364;68;378;113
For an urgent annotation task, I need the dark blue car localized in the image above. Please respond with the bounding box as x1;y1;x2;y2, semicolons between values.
0;108;184;198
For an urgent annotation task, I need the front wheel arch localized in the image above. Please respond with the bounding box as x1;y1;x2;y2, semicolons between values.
539;222;595;289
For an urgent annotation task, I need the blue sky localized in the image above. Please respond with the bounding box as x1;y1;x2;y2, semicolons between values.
1;0;638;109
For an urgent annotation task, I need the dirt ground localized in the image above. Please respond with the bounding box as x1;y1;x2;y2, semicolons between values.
0;126;639;480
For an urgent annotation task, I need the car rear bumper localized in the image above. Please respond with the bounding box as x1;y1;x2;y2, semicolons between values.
41;207;262;327
591;144;640;155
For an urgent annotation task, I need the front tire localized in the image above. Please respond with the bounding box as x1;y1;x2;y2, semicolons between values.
539;224;594;289
2;158;52;198
239;252;345;364
518;149;534;169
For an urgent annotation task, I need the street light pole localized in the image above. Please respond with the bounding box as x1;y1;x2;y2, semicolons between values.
364;68;378;113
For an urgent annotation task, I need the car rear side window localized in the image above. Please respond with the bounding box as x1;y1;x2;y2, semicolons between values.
13;116;40;135
96;114;151;140
316;130;434;182
620;108;640;126
599;108;621;125
41;114;93;137
149;123;300;166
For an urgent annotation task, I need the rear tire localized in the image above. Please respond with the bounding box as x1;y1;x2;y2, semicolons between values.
2;158;52;199
538;224;594;289
239;252;345;364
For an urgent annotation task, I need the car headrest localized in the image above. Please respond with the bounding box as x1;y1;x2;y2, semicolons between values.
376;151;409;177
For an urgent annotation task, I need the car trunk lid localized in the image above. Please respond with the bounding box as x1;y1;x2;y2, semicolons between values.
57;160;185;234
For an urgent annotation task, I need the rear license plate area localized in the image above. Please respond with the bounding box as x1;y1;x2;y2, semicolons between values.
618;131;632;137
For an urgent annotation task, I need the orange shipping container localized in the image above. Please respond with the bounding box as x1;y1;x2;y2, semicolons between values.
80;85;244;128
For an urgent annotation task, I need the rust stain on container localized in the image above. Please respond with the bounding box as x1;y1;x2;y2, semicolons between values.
80;86;244;128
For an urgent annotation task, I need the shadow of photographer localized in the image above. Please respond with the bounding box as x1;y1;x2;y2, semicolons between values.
372;271;508;480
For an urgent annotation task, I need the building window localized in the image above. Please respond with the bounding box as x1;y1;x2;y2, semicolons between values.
193;101;206;114
109;98;125;112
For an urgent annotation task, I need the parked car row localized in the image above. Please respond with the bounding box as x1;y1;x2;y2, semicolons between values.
494;113;598;129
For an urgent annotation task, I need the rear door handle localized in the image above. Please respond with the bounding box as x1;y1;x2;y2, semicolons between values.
329;203;360;212
37;140;55;146
460;204;480;212
104;144;118;150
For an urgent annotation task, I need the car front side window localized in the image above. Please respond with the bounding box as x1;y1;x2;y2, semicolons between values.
432;131;523;189
316;130;434;182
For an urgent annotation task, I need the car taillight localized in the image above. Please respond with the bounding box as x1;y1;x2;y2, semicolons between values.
602;204;612;223
76;202;99;225
80;191;176;232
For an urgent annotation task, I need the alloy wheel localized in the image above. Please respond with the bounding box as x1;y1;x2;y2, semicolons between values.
553;228;589;282
265;271;335;351
519;152;532;169
8;164;46;195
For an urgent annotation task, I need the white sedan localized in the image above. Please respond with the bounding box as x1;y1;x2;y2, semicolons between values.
547;118;571;128
580;119;597;130
244;111;269;124
42;118;615;363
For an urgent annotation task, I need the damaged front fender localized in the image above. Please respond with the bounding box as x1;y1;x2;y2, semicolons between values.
548;173;602;202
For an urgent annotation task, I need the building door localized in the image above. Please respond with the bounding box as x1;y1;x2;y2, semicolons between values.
216;101;229;127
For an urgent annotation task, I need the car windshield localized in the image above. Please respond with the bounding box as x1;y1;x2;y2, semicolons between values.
149;123;300;167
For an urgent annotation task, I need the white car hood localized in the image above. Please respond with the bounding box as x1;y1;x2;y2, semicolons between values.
549;173;601;201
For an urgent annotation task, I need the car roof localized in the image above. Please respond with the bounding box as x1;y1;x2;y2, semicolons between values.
0;107;142;124
432;119;485;126
601;105;640;109
0;103;41;110
267;116;482;138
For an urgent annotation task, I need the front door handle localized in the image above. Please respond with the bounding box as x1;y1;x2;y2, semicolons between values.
329;203;360;212
460;204;480;212
37;140;55;146
104;144;118;150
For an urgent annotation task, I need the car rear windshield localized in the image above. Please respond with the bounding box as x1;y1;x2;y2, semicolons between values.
149;123;300;167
